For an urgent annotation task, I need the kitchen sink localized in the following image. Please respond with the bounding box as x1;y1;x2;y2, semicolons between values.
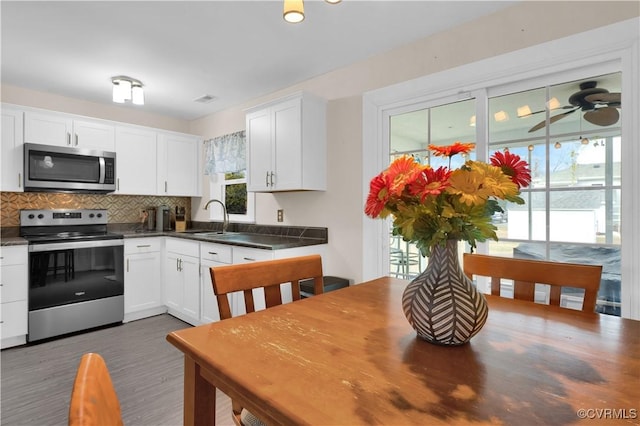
192;231;240;238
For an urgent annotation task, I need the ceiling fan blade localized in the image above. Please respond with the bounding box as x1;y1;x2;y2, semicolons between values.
528;109;576;133
584;107;620;126
585;92;621;104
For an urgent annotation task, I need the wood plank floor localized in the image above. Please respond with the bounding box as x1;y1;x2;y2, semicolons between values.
1;314;233;425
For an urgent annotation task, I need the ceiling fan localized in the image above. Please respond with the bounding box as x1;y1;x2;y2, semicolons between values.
528;81;621;133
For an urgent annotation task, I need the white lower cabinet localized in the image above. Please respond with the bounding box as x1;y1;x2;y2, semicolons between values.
124;238;165;322
200;242;233;323
1;245;28;349
164;238;200;325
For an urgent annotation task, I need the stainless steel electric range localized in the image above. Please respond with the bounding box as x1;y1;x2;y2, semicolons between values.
20;209;124;342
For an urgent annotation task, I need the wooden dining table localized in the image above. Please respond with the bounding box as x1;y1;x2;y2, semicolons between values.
166;277;640;425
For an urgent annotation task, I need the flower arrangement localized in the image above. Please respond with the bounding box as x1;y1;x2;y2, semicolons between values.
365;142;531;256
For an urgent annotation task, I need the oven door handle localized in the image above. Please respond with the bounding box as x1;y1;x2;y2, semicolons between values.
29;239;124;252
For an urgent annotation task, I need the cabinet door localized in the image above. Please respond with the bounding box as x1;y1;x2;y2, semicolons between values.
116;126;157;194
124;251;162;314
181;255;200;320
73;119;115;151
200;260;222;323
1;106;24;192
24;111;73;147
157;133;200;196
272;98;302;190
164;252;183;312
246;108;272;191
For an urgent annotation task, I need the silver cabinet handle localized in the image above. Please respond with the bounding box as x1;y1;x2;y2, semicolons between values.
176;258;180;271
208;251;217;255
74;133;78;146
137;244;151;248
117;178;120;191
165;181;168;193
270;171;275;187
265;171;269;187
67;132;71;145
243;257;256;262
126;258;129;273
18;173;21;188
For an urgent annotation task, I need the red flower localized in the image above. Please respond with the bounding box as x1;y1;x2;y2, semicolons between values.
385;156;422;196
429;142;475;158
490;151;531;189
409;166;452;202
364;173;389;218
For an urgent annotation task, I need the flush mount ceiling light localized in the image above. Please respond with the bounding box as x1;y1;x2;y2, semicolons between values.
283;0;340;24
112;76;144;105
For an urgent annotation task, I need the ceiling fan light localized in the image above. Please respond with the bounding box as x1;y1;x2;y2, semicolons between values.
284;0;304;23
581;137;590;145
554;141;562;149
517;105;532;118
547;97;561;110
494;110;509;122
132;84;144;105
325;0;342;3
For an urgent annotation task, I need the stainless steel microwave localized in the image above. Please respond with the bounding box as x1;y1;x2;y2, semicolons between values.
24;143;116;193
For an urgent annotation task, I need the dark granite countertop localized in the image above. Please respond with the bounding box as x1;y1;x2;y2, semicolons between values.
1;223;328;250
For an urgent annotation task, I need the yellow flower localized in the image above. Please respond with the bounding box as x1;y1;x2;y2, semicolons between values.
446;167;492;206
470;162;519;199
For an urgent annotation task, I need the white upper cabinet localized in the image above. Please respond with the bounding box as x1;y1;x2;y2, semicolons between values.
1;106;24;192
157;132;201;196
115;126;157;195
24;110;115;151
246;92;326;192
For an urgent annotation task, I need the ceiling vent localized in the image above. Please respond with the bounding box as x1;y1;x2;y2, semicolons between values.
194;94;217;104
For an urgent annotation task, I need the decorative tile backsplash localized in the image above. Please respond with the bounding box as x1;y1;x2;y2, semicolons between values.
0;192;190;227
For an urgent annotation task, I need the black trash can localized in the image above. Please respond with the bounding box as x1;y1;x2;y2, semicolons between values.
300;276;349;298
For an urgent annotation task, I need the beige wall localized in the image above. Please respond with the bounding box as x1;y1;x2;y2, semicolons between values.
3;2;637;283
189;2;639;282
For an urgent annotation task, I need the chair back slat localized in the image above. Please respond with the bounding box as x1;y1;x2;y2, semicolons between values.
210;254;323;320
463;253;602;313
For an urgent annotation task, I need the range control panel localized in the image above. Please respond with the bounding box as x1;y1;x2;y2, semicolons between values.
20;209;108;227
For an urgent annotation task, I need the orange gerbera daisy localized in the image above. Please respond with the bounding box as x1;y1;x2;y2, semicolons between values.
429;142;475;158
490;151;532;189
385;156;422;196
364;172;389;218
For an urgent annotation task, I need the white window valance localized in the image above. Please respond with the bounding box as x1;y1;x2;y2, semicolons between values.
203;130;246;175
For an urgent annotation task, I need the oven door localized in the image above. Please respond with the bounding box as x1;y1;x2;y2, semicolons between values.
29;239;124;310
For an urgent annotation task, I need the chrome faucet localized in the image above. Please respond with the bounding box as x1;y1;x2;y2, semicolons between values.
204;199;229;233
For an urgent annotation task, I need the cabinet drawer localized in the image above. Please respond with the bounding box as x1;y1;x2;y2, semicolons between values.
125;238;161;254
0;246;27;266
233;247;274;264
200;243;232;264
166;238;200;257
1;300;28;338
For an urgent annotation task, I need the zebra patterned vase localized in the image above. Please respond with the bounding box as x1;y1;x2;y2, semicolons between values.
402;239;488;345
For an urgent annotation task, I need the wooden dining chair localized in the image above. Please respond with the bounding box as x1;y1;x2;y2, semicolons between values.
463;253;603;313
68;353;123;426
209;254;324;426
